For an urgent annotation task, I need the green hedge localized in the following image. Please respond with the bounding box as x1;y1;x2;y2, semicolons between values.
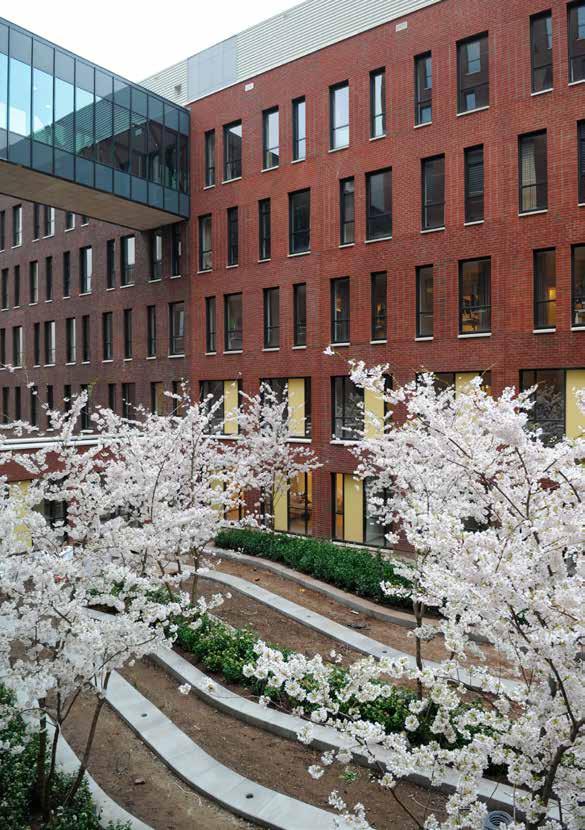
215;528;412;610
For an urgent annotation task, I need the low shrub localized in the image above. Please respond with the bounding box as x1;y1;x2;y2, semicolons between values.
215;528;412;610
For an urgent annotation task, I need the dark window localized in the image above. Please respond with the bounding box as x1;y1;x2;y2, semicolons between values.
29;261;38;304
63;251;71;298
1;387;9;424
340;178;355;245
80;246;92;293
457;34;489;113
12;206;22;247
263;107;279;169
121;235;135;285
578;121;585;203
227;207;239;266
223;120;242;180
30;386;38;427
519;131;547;213
259;199;271;260
200;380;225;433
65;211;75;230
14;387;21;422
44;321;55;365
293;283;307;347
460;258;491;334
1;269;7;309
150;229;163;280
371;272;387;342
43;206;54;237
331;277;350;343
147;305;156;357
108;383;116;413
0;329;5;366
370;69;386;138
292;97;306;161
572;244;585;327
33;322;40;366
121;383;135;420
531;11;553;93
205;296;216;353
14;266;20;307
169;302;185;356
224;293;242;351
288;472;312;536
33;204;41;240
0;211;5;251
568;1;585;83
204;129;215;187
330;82;349;149
366;168;392;240
199;214;212;271
106;239;115;289
64;385;72;413
82;315;90;363
289;189;310;254
46;385;53;422
332;376;363;440
464;145;484;223
150;382;164;415
416;265;434;338
123;309;132;359
422;155;445;230
520;369;565;443
80;216;89;226
66;318;76;363
415;52;432;125
102;312;113;360
264;287;280;349
171;225;182;276
45;256;52;301
534;248;557;329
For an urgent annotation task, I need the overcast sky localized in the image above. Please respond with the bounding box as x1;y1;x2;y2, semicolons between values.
2;0;302;81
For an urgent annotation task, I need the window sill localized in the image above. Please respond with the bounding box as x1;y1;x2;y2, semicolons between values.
370;339;387;345
571;326;585;331
414;121;432;129
291;158;306;165
222;177;242;184
261;166;279;173
457;105;489;118
458;332;491;339
105;286;116;291
288;437;312;443
79;292;92;297
328;145;349;154
519;209;548;217
421;226;445;234
148;278;162;284
531;87;553;96
578;203;585;208
365;236;392;244
369;134;386;142
170;274;182;280
120;283;134;289
339;243;355;248
288;251;311;258
44;363;55;368
81;361;90;365
146;355;157;360
204;351;217;356
331;341;350;347
569;78;585;87
533;328;556;334
64;227;75;232
63;295;70;299
11;244;22;249
169;353;185;359
29;302;38;306
203;184;216;190
415;336;434;341
224;349;243;354
102;359;113;364
124;358;132;362
292;345;307;350
258;258;271;263
226;264;239;269
65;362;76;366
198;269;213;274
42;234;54;240
45;299;53;303
464;220;484;226
263;347;280;352
330;439;358;446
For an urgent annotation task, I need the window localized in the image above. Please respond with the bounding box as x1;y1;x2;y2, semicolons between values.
81;315;90;363
416;265;434;338
289;189;310;254
108;383;116;413
332;377;363;440
106;240;115;289
121;383;135;420
65;211;75;231
225;293;243;352
259;199;271;260
150;229;163;280
63;251;71;298
66;318;76;363
123;309;133;359
292;97;306;161
14;387;21;422
171;225;182;276
64;385;72;413
169;302;185;355
33;204;41;240
330;82;349;149
33;323;40;366
1;270;7;309
340;178;355;245
293;283;307;347
30;386;38;428
14;266;20;307
121;236;135;285
366;168;392;240
519;131;548;213
531;11;553;93
149;382;164;415
288;472;312;535
331;277;350;344
263;107;279;169
578;121;585;204
44;321;55;365
147;306;157;357
12;205;22;247
460;258;491;334
371;272;387;342
572;244;585;327
464;145;484;223
422;155;445;230
1;388;8;424
520;369;564;443
200;380;225;433
13;327;23;367
0;211;5;250
415;53;432;125
80;215;89;226
0;329;5;366
102;312;113;360
264;287;280;349
80;246;92;294
223;121;242;180
457;34;489;113
45;257;53;301
227;207;239;266
534;248;556;329
29;261;38;304
204;129;215;187
205;297;216;353
199;214;212;271
43;206;55;237
370;69;386;138
568;1;585;83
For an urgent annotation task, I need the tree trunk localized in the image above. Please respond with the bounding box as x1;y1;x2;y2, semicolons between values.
42;721;61;819
413;600;425;700
34;706;47;810
190;550;200;605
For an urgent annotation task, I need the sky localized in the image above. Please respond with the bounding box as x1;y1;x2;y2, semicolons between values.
2;0;302;81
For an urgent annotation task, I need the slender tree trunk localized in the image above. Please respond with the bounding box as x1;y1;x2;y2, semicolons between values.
34;706;47;810
190;550;200;605
413;600;425;700
42;720;61;819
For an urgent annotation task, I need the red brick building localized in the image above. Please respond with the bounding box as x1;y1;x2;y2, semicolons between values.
2;0;585;542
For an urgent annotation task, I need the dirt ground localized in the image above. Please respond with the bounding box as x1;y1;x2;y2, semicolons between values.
122;658;448;830
62;692;254;830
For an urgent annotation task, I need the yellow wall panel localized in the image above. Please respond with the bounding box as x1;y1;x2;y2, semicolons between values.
566;370;585;440
343;475;363;544
9;481;31;550
455;373;477;396
273;474;288;532
364;388;385;438
223;380;239;435
288;378;305;437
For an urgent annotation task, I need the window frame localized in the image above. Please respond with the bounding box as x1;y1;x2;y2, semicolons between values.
568;1;585;83
223;120;242;181
204;128;216;187
199;214;212;271
369;68;386;139
289;189;311;255
533;248;557;330
331;277;350;344
292;96;306;161
331;376;364;441
572;243;585;327
205;296;216;353
457;33;489;114
120;235;135;286
224;292;243;352
518;130;548;214
459;257;491;335
227;206;239;267
263;287;280;349
293;282;307;347
102;312;113;361
258;198;271;260
531;10;553;93
365;168;392;241
169;301;185;356
414;52;433;125
147;305;157;358
79;246;92;294
464;144;485;223
123;308;133;360
339;177;355;245
329;81;350;150
262;106;280;170
421;154;445;231
416;265;434;338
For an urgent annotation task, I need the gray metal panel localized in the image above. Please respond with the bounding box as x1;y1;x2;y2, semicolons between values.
187;37;238;101
141;60;189;105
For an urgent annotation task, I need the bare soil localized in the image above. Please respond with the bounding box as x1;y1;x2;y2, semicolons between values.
122;658;448;830
62;692;254;830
